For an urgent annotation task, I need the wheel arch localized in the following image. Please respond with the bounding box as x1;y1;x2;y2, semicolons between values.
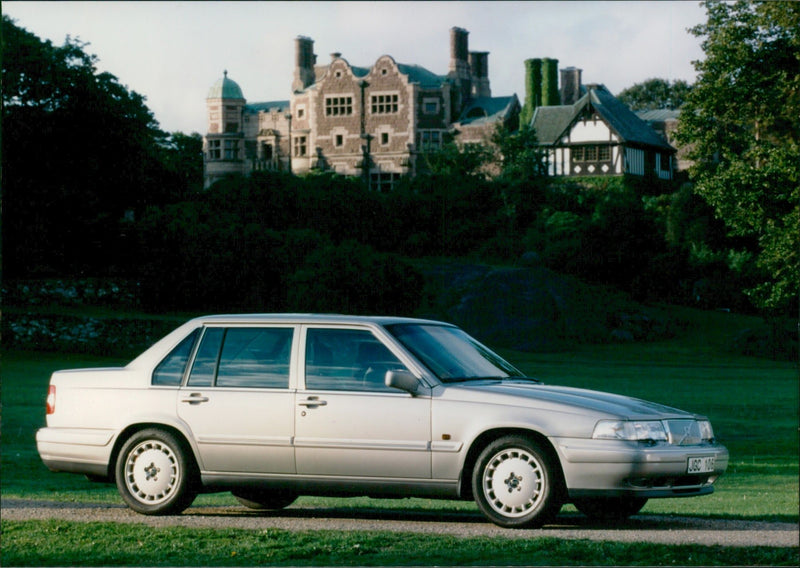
458;427;566;500
108;422;200;484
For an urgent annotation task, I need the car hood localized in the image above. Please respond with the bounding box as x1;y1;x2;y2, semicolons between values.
446;380;697;420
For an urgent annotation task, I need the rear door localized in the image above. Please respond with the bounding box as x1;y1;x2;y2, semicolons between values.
177;325;297;474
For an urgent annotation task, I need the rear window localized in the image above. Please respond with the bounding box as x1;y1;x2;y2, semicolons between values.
152;329;200;386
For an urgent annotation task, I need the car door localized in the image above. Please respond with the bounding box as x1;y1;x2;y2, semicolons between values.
177;325;297;474
294;326;432;479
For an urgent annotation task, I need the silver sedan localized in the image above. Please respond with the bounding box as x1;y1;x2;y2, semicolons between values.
37;314;728;528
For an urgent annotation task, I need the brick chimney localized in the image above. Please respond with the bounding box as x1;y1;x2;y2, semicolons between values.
448;27;472;113
560;67;583;105
469;51;491;98
293;36;316;92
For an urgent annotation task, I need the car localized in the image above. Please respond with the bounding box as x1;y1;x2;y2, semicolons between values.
37;314;728;528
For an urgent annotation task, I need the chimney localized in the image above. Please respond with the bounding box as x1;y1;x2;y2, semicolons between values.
560;67;583;105
469;51;491;98
448;27;472;115
519;58;542;127
541;58;559;106
292;36;316;92
449;27;470;76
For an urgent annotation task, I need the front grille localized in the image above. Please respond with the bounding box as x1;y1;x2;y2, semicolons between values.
664;419;703;446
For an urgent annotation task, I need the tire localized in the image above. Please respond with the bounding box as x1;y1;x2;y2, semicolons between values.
471;435;563;528
115;428;198;515
573;496;648;521
232;489;297;510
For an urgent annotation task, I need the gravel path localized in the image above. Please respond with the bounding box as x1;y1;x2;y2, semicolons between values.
3;498;798;547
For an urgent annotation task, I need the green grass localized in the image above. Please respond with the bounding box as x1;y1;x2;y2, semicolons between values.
1;305;798;565
2;520;798;566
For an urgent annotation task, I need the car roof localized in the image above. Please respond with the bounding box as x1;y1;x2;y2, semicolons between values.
126;314;453;370
191;313;450;327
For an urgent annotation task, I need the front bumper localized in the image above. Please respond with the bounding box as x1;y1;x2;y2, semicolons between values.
36;427;116;477
554;437;729;499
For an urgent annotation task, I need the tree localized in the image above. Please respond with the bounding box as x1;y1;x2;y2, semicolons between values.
677;0;800;313
2;16;169;277
617;78;692;110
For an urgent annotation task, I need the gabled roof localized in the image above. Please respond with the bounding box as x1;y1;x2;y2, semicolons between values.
396;63;447;88
532;85;674;151
457;95;519;126
299;61;444;92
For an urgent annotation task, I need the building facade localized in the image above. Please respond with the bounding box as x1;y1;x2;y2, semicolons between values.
528;67;676;180
203;28;519;189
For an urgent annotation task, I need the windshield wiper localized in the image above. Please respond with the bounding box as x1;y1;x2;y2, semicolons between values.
441;376;506;383
502;376;543;384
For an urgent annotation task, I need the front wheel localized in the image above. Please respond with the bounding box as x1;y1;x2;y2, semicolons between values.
115;428;198;515
471;436;563;528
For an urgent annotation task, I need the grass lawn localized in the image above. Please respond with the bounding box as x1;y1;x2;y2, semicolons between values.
1;305;797;565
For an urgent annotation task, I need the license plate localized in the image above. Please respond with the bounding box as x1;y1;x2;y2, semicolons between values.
687;456;715;474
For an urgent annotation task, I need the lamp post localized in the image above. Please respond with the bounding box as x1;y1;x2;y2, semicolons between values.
284;111;293;173
359;80;371;189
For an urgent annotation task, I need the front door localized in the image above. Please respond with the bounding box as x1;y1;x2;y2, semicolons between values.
294;326;432;479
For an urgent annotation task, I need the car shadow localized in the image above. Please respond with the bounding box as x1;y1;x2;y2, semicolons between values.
184;504;696;530
184;505;799;534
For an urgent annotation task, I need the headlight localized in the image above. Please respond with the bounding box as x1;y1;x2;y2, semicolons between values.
593;420;668;442
698;420;715;442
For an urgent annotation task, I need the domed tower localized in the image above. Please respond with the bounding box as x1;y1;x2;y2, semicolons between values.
204;71;247;188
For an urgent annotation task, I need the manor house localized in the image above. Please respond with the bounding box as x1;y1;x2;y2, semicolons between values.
203;27;520;189
204;27;676;189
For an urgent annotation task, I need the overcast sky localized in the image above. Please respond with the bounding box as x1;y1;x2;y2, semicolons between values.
5;1;708;134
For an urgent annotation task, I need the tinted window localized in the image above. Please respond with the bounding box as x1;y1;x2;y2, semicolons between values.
305;328;404;392
216;328;292;388
152;329;200;386
187;328;224;387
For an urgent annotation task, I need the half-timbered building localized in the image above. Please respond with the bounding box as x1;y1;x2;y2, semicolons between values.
530;80;676;179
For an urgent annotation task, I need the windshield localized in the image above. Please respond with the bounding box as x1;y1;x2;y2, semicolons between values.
386;324;525;382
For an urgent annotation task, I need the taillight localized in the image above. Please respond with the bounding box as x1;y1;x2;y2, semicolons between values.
46;385;56;415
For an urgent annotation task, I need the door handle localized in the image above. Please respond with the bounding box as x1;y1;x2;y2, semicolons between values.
181;393;209;404
298;397;327;407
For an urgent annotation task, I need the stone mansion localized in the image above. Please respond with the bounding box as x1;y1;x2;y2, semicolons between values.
203;27;676;189
203;27;520;189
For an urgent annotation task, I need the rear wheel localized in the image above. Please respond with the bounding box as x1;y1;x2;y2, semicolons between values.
232;489;297;510
573;496;648;520
471;435;563;528
115;428;197;515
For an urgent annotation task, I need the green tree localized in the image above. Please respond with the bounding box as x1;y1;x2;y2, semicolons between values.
617;78;692;110
2;16;169;277
158;132;205;200
677;0;800;313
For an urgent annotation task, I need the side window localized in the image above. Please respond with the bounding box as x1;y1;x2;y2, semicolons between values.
216;328;293;388
305;329;404;392
152;329;200;386
187;328;224;387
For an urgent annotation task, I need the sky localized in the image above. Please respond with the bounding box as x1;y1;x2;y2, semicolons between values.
4;1;708;134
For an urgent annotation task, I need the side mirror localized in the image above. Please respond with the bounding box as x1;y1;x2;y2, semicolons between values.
385;370;421;396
